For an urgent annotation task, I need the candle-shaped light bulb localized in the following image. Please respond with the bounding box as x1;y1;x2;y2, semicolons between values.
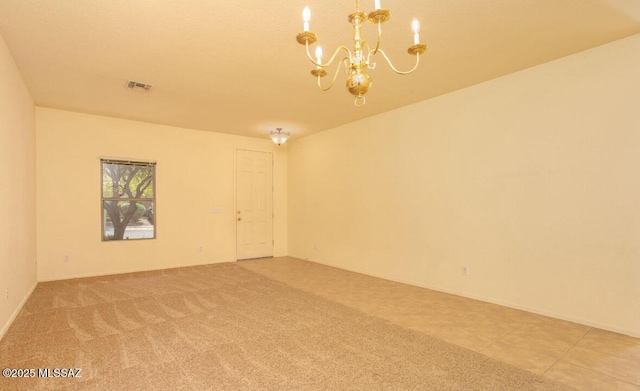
302;6;311;32
315;46;323;63
411;18;420;44
374;0;381;10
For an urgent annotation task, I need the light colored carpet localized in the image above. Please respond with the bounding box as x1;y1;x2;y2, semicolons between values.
0;263;575;390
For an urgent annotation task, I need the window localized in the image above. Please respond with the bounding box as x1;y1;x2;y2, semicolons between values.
101;159;156;241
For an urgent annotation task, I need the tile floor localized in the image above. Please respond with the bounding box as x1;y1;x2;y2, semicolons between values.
239;257;640;391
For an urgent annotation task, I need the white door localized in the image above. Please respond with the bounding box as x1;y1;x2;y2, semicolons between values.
236;150;273;260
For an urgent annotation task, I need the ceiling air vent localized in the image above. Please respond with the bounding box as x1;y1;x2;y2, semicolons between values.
125;80;153;91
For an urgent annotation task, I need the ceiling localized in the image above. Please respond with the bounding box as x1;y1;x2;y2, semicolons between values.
1;0;639;142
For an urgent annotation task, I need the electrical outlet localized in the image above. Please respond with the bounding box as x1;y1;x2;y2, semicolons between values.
64;254;69;262
199;245;203;252
462;267;469;276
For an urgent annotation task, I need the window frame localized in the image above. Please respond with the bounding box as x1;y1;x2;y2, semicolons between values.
100;158;157;241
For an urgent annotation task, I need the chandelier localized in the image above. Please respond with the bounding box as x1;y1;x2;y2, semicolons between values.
296;0;427;107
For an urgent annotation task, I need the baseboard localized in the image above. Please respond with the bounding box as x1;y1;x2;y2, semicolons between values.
301;257;640;339
0;281;38;342
37;259;233;283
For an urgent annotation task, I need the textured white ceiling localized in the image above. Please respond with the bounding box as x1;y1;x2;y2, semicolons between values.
0;0;639;141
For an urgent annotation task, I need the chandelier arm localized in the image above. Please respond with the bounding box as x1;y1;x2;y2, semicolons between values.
362;41;375;69
362;40;370;60
317;56;350;91
370;20;382;55
343;57;351;75
362;39;378;69
377;48;421;75
305;42;352;68
362;39;372;56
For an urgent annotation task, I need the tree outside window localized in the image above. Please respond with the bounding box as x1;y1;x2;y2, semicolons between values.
101;160;156;241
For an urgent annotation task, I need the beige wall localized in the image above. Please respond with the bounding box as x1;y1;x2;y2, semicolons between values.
288;34;640;337
0;35;37;338
36;108;287;281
